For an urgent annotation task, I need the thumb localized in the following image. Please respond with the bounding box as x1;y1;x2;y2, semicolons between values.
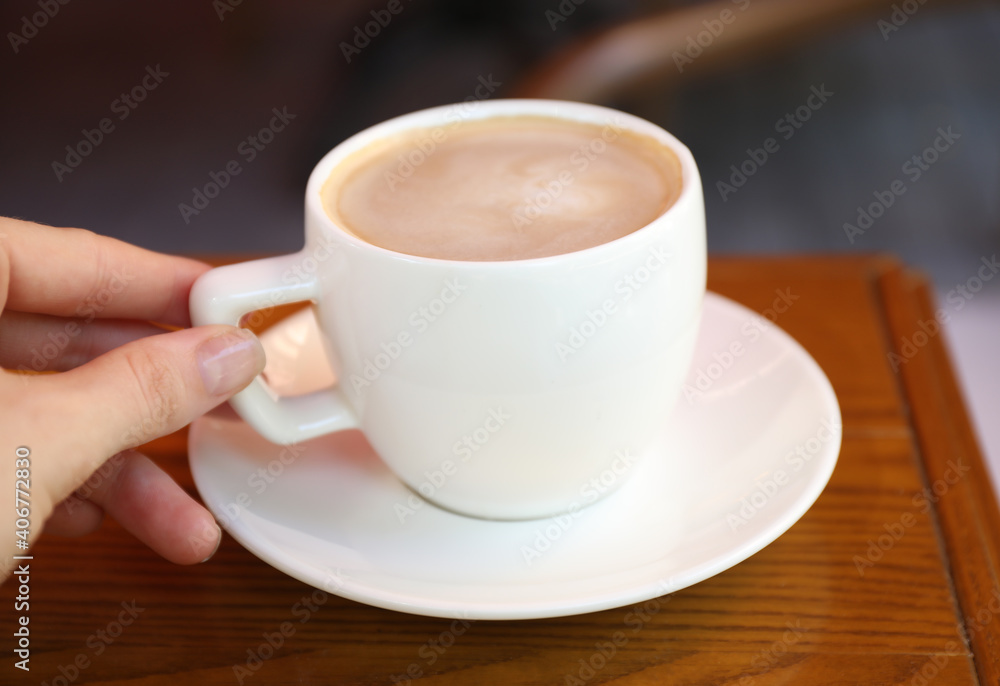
35;325;264;500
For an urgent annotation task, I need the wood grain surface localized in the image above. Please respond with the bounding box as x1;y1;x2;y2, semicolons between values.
2;255;997;685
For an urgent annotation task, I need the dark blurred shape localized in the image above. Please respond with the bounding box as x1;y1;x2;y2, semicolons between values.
515;0;1000;285
0;0;632;256
516;0;927;101
0;0;997;286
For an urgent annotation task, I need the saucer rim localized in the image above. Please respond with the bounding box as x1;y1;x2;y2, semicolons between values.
189;291;841;620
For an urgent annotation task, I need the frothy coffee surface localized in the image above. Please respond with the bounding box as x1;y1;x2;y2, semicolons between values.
322;116;682;261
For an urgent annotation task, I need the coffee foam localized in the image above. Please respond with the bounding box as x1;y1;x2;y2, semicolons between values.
322;116;683;261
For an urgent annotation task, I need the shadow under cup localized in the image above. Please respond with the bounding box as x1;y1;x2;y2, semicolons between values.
192;99;706;521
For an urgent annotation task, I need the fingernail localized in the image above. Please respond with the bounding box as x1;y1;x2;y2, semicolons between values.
197;328;265;396
200;523;223;563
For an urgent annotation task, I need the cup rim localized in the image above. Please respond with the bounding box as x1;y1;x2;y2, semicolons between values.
305;98;702;267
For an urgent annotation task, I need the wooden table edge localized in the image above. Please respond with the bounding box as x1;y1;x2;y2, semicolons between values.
878;263;1000;685
148;253;1000;682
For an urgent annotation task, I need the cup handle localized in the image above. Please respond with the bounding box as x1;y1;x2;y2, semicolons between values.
189;252;359;445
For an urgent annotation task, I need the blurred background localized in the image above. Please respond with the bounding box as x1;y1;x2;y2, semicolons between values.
1;0;997;482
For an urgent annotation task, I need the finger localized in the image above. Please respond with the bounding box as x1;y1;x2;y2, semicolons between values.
0;311;170;372
31;325;265;499
0;216;209;326
78;450;222;564
43;494;105;537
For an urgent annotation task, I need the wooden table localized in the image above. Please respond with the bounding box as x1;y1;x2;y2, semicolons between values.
4;255;999;685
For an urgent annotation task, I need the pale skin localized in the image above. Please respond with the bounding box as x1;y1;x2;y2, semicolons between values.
0;217;266;581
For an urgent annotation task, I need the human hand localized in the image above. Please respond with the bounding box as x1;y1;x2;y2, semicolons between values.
0;217;265;580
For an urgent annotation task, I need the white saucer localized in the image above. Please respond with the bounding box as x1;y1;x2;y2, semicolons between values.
189;292;841;620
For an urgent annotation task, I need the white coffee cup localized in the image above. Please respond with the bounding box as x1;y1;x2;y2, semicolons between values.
190;99;706;520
